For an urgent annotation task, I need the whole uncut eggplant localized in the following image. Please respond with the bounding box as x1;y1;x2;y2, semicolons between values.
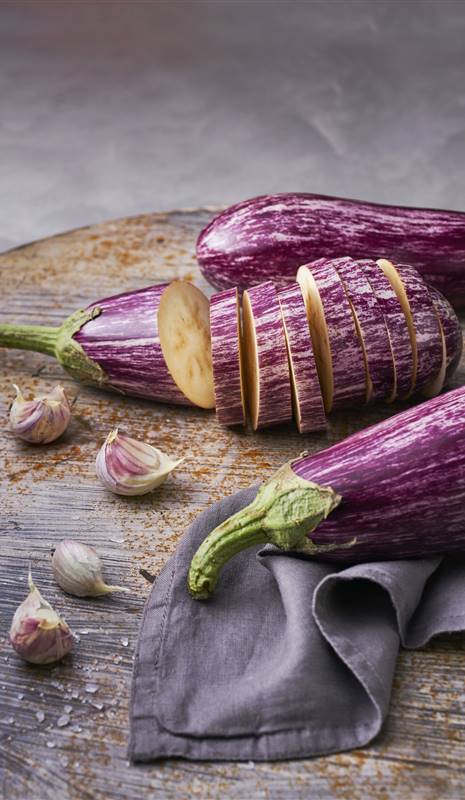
188;386;465;598
197;193;465;308
0;284;191;405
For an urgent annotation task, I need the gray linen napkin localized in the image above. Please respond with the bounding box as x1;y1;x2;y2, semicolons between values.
129;485;465;762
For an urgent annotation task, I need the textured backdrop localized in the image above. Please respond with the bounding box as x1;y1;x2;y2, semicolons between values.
1;0;465;250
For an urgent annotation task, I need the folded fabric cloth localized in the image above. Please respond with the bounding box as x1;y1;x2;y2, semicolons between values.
129;485;465;762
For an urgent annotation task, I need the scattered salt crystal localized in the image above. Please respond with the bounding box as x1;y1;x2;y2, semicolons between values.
57;714;70;728
71;690;79;699
71;725;82;733
80;629;90;635
64;705;72;714
2;716;14;725
46;741;56;749
17;693;24;700
60;756;69;767
91;702;104;711
36;711;45;723
85;683;98;694
120;636;129;647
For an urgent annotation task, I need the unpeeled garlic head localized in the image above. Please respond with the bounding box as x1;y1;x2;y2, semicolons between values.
95;428;183;496
9;569;75;665
52;539;129;597
9;384;71;444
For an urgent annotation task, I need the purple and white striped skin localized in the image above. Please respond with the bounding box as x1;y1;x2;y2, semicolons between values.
242;281;292;430
292;386;465;561
391;263;443;395
210;288;246;427
74;284;190;405
298;259;366;412
196;192;465;307
429;287;463;385
359;258;412;400
277;283;326;433
335;257;395;402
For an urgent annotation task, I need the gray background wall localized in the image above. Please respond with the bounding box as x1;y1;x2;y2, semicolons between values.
1;0;465;251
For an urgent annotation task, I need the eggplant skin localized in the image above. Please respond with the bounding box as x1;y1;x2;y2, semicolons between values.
292;386;465;561
430;287;464;384
197;193;465;308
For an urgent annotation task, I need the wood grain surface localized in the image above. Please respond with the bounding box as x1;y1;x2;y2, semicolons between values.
1;210;464;800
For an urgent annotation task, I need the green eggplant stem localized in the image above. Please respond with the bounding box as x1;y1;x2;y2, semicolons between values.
0;323;59;357
187;462;342;600
0;307;107;386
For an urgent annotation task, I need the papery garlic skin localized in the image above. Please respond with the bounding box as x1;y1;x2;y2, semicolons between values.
95;428;183;496
9;384;71;444
52;539;129;597
9;570;75;665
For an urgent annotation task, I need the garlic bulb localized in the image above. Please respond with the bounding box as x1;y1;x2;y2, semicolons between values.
9;384;71;444
95;428;183;496
9;569;75;665
52;539;129;597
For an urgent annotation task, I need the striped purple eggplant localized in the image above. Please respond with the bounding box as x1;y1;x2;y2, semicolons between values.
430;287;463;384
383;262;443;395
210;288;245;427
335;257;394;402
242;281;292;430
277;283;326;433
188;387;465;598
0;284;191;405
196;192;465;308
297;260;366;412
359;258;412;400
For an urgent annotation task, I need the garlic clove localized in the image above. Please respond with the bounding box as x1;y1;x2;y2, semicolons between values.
95;428;183;496
9;383;71;444
52;539;129;598
9;568;75;665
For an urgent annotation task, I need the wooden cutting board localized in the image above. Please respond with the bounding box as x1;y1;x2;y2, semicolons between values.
1;210;464;800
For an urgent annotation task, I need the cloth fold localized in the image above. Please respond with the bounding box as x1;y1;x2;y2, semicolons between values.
129;485;465;762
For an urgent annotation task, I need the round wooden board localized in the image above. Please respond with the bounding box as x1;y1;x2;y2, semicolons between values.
1;210;465;799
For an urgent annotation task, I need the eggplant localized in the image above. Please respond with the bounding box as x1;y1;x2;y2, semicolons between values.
242;281;293;430
297;259;367;412
359;258;413;400
0;284;192;405
277;283;326;433
197;193;465;308
188;387;465;598
210;288;246;426
378;260;443;396
430;287;463;385
335;257;395;402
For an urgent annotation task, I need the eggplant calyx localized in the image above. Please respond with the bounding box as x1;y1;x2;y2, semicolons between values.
55;307;107;385
187;462;341;600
